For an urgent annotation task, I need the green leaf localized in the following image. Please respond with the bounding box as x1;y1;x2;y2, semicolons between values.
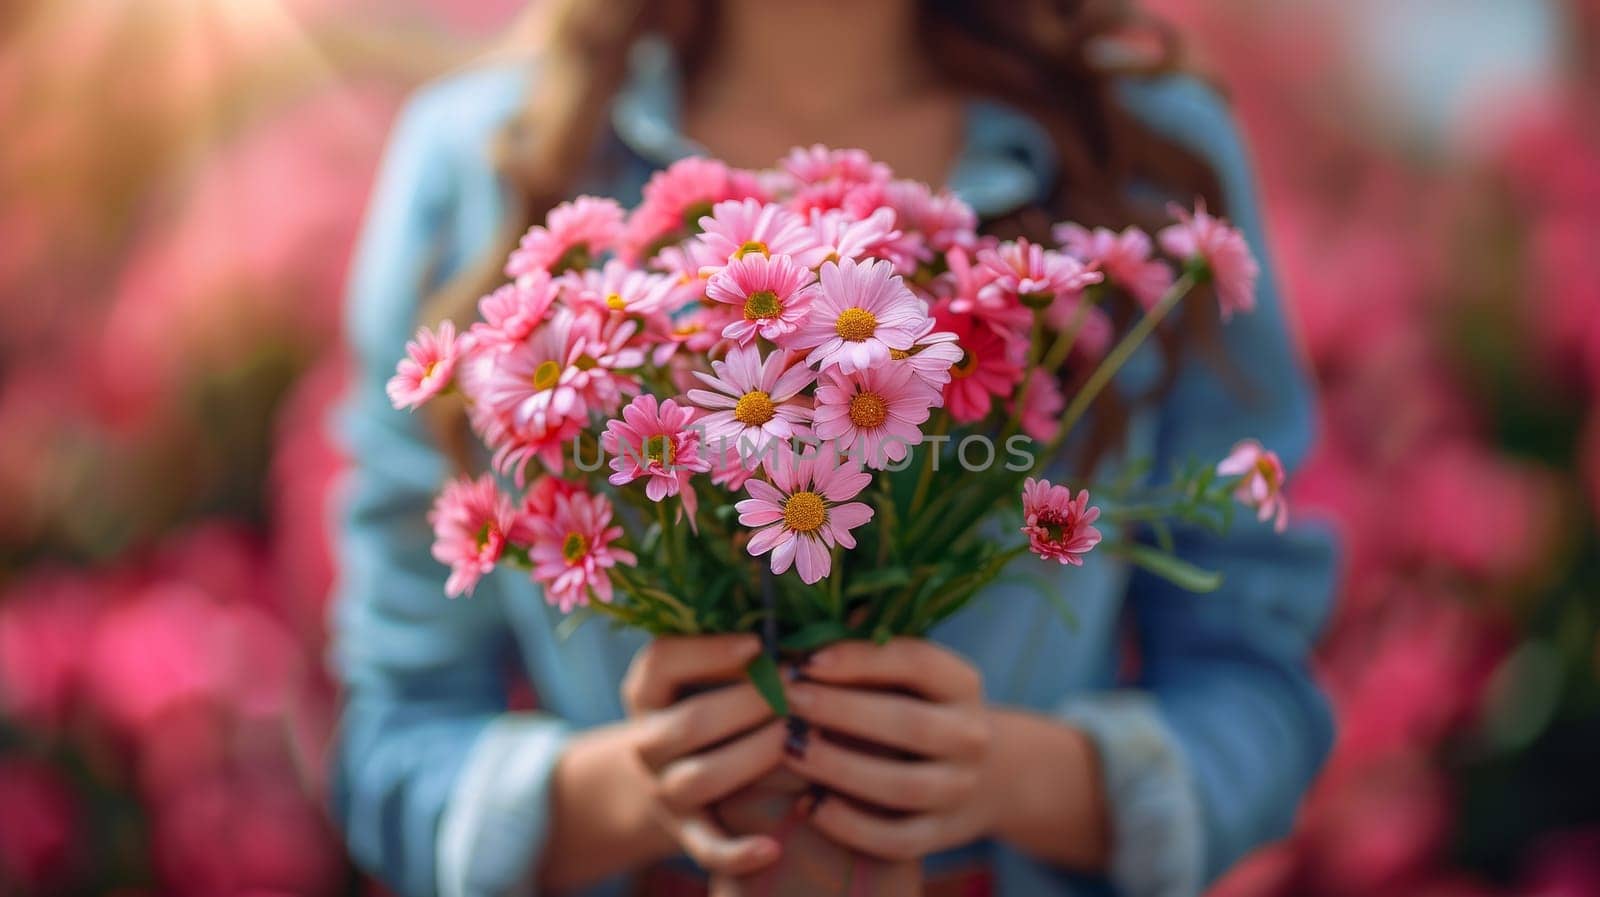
746;653;789;715
779;620;856;653
1121;543;1224;593
843;566;914;598
1151;518;1176;555
554;607;596;641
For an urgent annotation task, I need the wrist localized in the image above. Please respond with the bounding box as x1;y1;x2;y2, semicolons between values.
541;721;677;889
981;708;1110;872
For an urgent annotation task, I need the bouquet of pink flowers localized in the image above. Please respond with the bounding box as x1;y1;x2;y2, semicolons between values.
387;146;1288;704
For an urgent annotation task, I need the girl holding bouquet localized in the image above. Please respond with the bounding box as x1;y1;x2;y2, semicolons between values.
331;2;1335;896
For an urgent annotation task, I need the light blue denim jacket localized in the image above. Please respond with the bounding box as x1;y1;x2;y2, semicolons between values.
330;40;1336;897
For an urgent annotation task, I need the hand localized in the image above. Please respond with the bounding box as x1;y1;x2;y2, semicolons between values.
621;634;789;876
779;638;998;862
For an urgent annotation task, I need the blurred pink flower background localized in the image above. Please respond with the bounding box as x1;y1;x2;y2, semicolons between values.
2;0;1597;895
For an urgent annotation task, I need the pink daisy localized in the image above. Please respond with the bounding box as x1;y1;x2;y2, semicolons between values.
939;246;1031;342
1054;223;1176;310
523;475;583;518
429;474;525;597
813;363;937;470
889;181;978;255
782;145;892;188
704;253;820;344
809;207;900;265
844;179;978;272
1020;479;1103;567
477;309;588;477
1158;200;1260;320
1017;374;1066;442
1216;439;1289;532
479;308;586;434
780;146;892;215
977;238;1103;312
506;196;624;278
567;309;645;414
786;257;931;374
686;344;815;460
561;259;678;318
471;270;560;346
933;301;1025;424
892;318;965;392
736;452;875;584
527;491;636;612
601;395;712;522
648;306;727;366
387;320;460;411
619;157;766;262
692;198;830;272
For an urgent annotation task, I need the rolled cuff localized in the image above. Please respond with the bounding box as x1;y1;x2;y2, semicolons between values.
438;713;573;897
1058;691;1204;897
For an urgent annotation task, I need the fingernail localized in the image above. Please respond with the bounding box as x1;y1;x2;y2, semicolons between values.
796;785;827;818
784;659;809;683
807;648;832;668
783;716;810;759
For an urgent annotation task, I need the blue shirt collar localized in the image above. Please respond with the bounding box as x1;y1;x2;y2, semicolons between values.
610;37;1059;219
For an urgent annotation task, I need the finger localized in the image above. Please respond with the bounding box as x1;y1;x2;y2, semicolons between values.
636;683;777;769
623;634;763;713
782;735;975;812
806;797;949;863
784;682;989;760
801;639;983;702
657;720;788;812
671;810;782;875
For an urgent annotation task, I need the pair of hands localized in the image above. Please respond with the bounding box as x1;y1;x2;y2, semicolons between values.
622;633;998;877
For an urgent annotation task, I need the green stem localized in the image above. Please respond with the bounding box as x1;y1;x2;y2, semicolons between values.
655;499;679;572
907;411;949;517
874;475;896;567
1037;271;1197;472
916;543;1032;630
829;546;844;618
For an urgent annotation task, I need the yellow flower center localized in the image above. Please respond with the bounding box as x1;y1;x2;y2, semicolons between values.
574;354;599;371
951;348;979;380
605;292;627;311
532;360;562;391
744;289;783;321
1255;458;1277;484
835;307;878;342
734;390;776;426
888;348;910;361
561;531;588;564
735;240;770;259
643;434;675;466
422;360;440;380
848;391;889;428
783;491;827;534
474;520;500;552
672;322;704;337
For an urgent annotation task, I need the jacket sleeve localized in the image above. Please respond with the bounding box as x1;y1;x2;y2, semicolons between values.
328;85;573;897
1056;76;1337;897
